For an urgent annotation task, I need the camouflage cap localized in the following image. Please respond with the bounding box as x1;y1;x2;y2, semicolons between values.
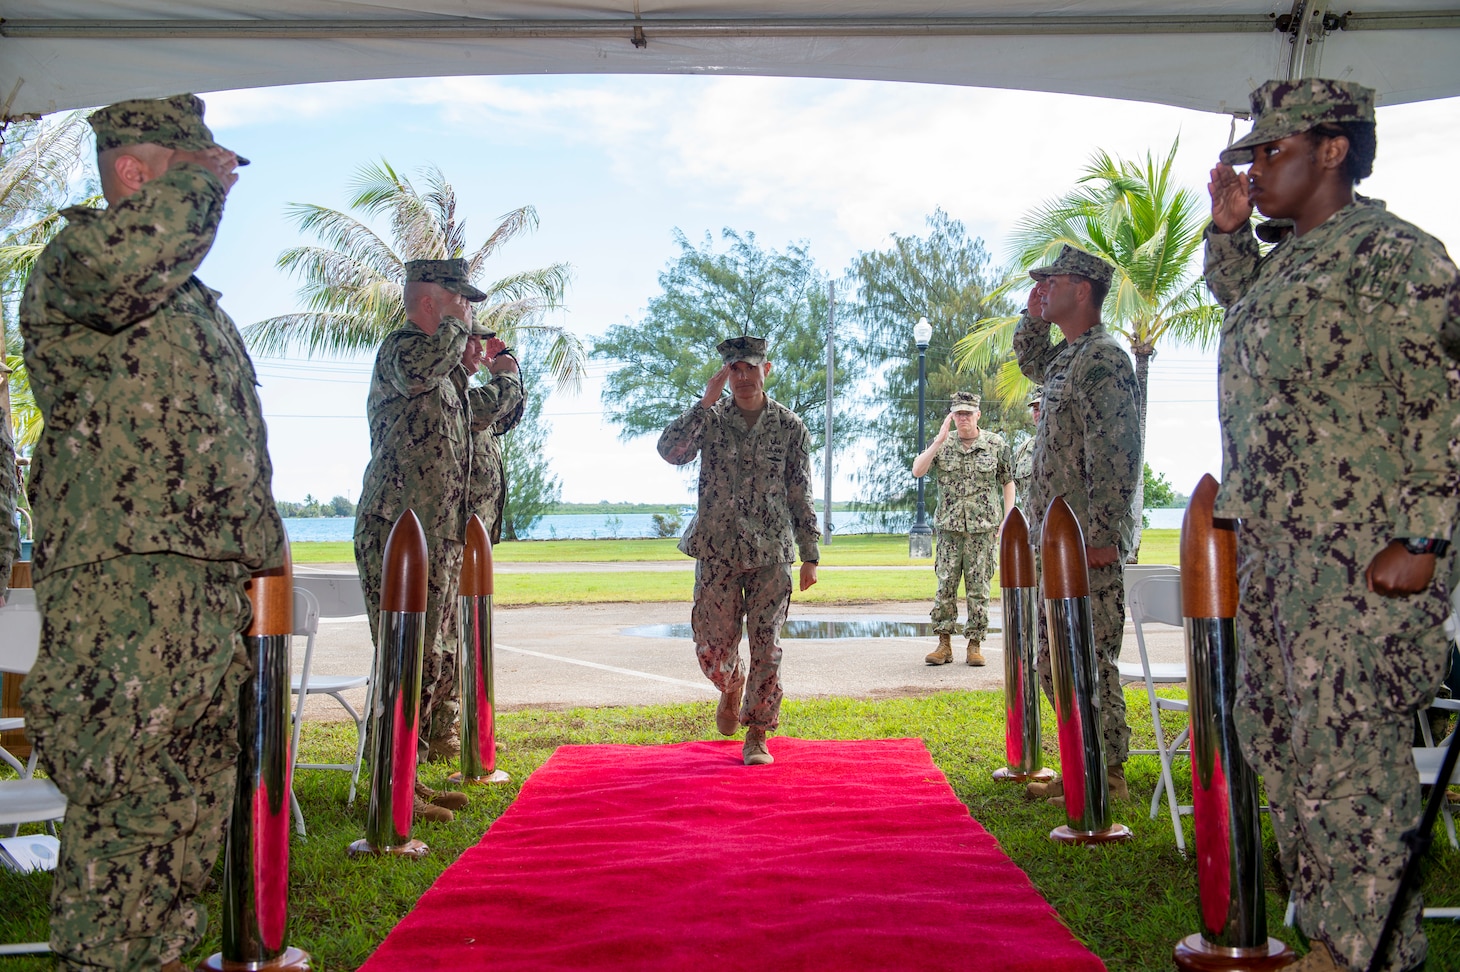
1254;218;1296;244
1026;387;1043;407
717;335;768;367
1220;78;1376;165
405;258;490;310
1028;244;1114;286
89;93;249;166
949;391;981;414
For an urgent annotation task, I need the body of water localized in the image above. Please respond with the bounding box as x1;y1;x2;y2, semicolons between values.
283;506;1188;543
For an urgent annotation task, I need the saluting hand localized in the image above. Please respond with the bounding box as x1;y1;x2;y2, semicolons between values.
701;365;731;408
1025;287;1045;321
933;412;953;445
170;146;240;193
1208;163;1252;234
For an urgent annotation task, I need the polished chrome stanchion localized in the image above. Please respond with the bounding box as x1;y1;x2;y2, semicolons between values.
1041;496;1131;845
205;549;312;971
348;510;430;859
451;515;509;786
993;507;1053;783
1174;476;1294;970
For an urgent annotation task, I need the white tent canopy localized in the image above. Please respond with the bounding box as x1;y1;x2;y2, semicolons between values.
2;1;1459;121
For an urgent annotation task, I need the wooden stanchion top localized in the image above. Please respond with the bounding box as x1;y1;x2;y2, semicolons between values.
460;514;494;597
1039;496;1090;599
1179;474;1239;619
382;509;429;613
247;545;293;637
999;507;1036;589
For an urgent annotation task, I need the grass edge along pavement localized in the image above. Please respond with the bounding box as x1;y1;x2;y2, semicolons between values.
289;530;1185;605
3;692;1457;971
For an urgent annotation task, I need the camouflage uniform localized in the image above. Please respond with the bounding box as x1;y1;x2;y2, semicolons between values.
658;379;819;732
17;95;285;970
467;375;524;545
355;309;521;756
1206;78;1460;972
1013;247;1142;768
929;428;1012;642
1012;436;1036;517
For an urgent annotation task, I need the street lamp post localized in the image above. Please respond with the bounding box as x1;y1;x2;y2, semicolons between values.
909;316;935;558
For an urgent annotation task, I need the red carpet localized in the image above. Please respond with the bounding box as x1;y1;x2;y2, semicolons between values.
359;738;1105;971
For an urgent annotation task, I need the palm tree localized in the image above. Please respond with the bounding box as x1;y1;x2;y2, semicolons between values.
244;159;585;389
1;111;102;454
954;137;1223;453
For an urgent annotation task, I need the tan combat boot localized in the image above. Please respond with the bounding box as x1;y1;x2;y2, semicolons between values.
716;681;744;736
413;795;454;824
1106;765;1130;801
925;633;953;665
743;728;773;766
1025;774;1062;800
965;640;986;666
1288;941;1343;971
416;780;469;811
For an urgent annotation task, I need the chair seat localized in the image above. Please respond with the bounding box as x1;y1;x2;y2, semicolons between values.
292;674;369;694
0;779;66;828
1413;744;1460;786
1117;660;1187;683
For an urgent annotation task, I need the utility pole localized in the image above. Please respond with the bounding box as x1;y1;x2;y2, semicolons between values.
822;281;835;544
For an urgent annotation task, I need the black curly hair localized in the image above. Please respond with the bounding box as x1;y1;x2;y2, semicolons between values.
1309;121;1376;184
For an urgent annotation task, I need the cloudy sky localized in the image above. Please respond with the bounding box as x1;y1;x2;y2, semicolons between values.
181;75;1460;506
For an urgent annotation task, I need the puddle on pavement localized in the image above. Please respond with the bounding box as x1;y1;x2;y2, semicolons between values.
624;619;999;640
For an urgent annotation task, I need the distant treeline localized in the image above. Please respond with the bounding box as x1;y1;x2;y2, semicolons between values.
277;495;356;518
546;501;861;514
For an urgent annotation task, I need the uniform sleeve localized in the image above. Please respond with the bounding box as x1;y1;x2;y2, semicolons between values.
657;403;711;466
30;165;225;334
1357;234;1460;539
466;372;523;431
1079;351;1143;551
382;317;471;398
998;438;1014;486
1013;313;1065;385
1203;224;1263;309
786;420;821;564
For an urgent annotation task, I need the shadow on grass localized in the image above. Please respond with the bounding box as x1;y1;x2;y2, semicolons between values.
2;691;1457;971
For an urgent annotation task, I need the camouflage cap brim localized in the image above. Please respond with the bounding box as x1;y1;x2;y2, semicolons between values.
89;93;248;165
1220;78;1376;165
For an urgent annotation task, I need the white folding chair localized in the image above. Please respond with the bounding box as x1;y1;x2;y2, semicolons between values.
0;592;65;956
288;586;370;836
0;590;40;781
1118;567;1190;852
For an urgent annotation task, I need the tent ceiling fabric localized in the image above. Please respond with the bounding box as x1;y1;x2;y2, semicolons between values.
2;2;1459;120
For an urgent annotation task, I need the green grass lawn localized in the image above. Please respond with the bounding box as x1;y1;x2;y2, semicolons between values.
4;689;1455;971
291;530;1183;606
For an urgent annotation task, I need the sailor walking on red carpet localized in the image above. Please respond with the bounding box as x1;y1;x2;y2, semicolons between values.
658;333;821;766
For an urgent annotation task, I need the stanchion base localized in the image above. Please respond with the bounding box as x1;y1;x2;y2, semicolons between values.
993;766;1056;783
448;769;511;785
1049;823;1133;845
200;945;314;971
1173;933;1295;970
346;838;429;859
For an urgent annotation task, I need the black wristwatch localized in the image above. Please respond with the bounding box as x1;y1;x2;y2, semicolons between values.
1400;537;1450;557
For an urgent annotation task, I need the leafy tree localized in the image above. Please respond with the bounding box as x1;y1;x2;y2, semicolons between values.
841;210;1015;527
650;512;682;538
329;495;355;516
594;228;846;452
244;159;585;391
496;337;561;540
0;112;101;452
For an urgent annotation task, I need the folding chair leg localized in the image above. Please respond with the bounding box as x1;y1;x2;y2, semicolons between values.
0;943;52;956
1442;798;1458;850
1154;725;1189;855
347;682;372;806
290;787;307;838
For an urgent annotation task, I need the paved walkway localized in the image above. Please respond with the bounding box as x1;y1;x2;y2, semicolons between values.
293;576;1187;721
